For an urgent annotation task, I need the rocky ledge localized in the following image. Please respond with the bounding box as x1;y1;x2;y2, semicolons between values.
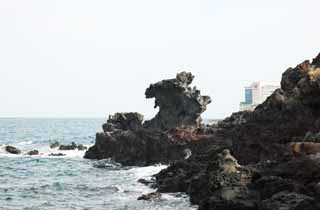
85;54;320;210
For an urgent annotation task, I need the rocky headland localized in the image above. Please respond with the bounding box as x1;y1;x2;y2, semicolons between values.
85;54;320;210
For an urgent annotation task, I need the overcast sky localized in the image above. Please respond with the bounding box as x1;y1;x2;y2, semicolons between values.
0;0;319;119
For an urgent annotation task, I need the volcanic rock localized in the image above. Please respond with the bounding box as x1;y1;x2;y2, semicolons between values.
49;141;60;149
26;150;39;155
138;192;162;201
102;112;143;132
143;71;211;130
5;146;21;154
59;142;77;150
49;153;65;157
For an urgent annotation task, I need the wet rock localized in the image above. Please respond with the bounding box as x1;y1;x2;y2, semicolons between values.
59;142;77;150
144;71;211;130
48;153;65;157
26;150;39;155
77;144;87;151
49;141;60;149
102;112;143;132
137;192;162;201
5;146;21;154
138;178;155;187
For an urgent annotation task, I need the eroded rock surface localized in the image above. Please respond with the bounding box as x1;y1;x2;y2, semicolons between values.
144;72;211;130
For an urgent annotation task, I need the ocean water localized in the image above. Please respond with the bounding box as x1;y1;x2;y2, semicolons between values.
0;118;196;210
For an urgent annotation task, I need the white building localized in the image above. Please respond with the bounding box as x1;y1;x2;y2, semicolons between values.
240;81;280;111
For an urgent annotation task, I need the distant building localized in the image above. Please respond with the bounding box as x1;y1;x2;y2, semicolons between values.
240;82;280;111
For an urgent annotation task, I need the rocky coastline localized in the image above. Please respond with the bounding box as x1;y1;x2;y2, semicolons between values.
85;53;320;210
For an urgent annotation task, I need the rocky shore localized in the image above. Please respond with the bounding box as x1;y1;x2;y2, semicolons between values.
85;54;320;210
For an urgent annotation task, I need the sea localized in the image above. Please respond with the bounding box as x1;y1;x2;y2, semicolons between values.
0;118;196;210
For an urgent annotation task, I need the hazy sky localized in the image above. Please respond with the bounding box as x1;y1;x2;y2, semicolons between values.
0;0;319;119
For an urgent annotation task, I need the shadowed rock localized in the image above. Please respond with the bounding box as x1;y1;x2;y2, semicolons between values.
26;150;39;155
5;146;21;155
143;72;211;130
138;192;162;201
102;112;143;132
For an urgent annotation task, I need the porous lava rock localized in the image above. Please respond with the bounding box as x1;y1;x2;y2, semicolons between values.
143;72;211;130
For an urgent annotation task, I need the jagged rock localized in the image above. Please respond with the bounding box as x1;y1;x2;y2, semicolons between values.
5;146;21;154
137;192;162;201
143;72;211;130
102;112;144;132
50;141;60;149
59;142;77;150
26;150;39;155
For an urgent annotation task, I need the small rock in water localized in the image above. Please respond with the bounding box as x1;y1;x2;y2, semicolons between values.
48;153;65;157
5;146;21;154
50;141;60;149
77;144;87;151
59;142;77;150
5;197;12;201
137;192;162;201
26;150;39;155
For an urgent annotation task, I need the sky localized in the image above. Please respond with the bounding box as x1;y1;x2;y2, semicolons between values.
0;0;319;119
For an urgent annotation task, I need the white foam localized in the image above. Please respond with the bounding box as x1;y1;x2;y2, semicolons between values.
129;164;167;179
17;140;33;145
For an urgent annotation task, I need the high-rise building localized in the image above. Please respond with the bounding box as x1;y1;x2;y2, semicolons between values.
240;81;280;111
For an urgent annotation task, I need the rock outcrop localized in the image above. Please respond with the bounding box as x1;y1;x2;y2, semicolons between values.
5;146;21;154
144;72;211;130
84;72;213;165
151;53;320;210
86;53;320;210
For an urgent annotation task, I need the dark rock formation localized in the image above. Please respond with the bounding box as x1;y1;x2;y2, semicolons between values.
48;153;65;157
77;144;87;151
5;146;21;154
137;192;162;201
56;142;87;151
84;128;215;166
50;141;60;149
85;72;213;165
26;150;39;155
153;53;320;210
85;53;320;210
144;72;211;130
59;142;77;150
103;112;143;132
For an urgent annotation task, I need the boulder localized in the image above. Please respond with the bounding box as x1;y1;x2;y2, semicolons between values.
5;146;21;154
26;150;39;155
77;144;87;151
59;142;77;150
49;141;60;149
